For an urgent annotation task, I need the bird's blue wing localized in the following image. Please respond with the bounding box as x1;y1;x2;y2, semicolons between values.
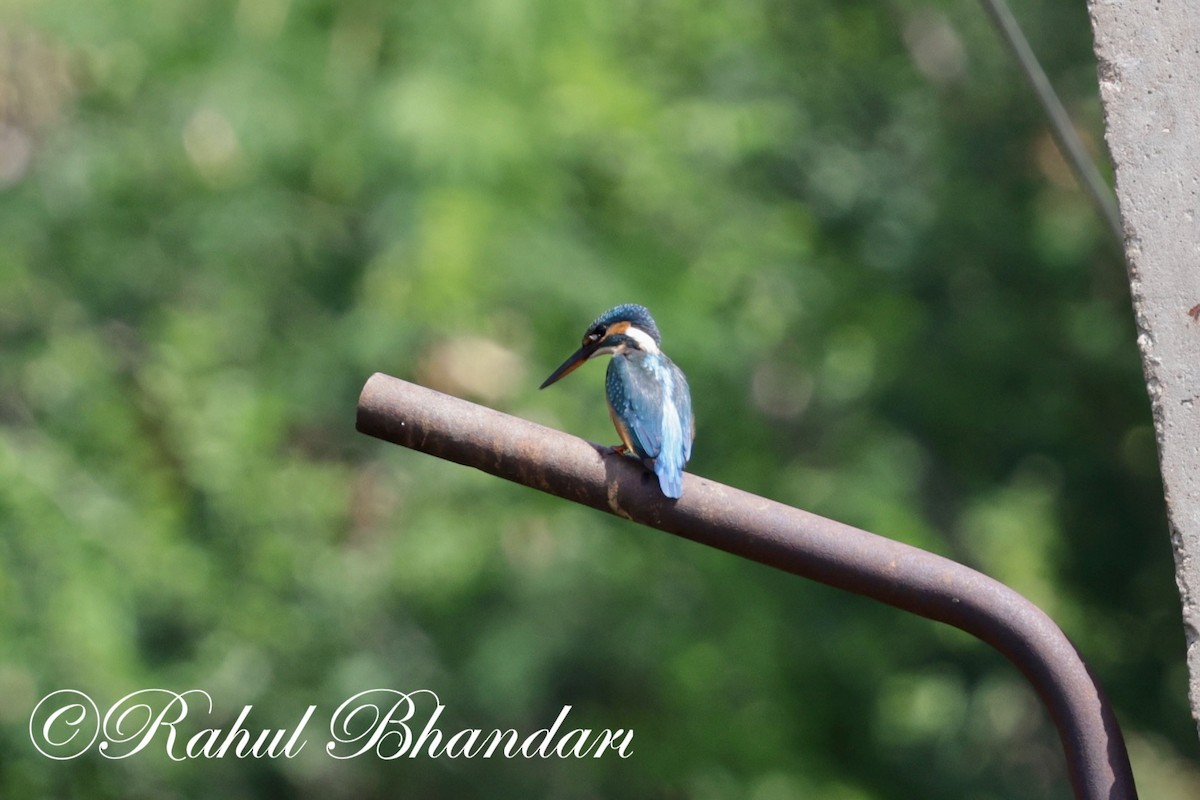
673;364;693;463
656;360;692;498
607;353;693;498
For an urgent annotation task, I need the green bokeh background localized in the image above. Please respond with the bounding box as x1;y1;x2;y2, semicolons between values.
1;0;1197;797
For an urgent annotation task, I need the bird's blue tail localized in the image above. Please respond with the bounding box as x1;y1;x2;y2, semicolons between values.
654;454;685;499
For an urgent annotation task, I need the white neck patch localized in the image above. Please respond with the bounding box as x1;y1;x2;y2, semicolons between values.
623;325;660;354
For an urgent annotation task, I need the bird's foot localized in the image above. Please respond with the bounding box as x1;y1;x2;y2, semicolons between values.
593;442;630;457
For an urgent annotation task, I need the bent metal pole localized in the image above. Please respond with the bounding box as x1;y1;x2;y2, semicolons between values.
355;372;1137;800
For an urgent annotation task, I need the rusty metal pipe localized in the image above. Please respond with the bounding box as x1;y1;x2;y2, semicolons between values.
355;372;1136;800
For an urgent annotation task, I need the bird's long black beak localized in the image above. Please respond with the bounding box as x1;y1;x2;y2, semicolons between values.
539;342;598;389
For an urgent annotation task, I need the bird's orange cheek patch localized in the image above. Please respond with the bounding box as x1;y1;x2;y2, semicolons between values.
605;321;631;337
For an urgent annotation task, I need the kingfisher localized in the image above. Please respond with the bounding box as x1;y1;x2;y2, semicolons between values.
540;303;694;499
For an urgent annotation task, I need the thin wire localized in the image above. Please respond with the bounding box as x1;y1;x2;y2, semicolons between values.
978;0;1124;245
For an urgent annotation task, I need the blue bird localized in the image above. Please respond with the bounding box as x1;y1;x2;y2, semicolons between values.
540;304;694;499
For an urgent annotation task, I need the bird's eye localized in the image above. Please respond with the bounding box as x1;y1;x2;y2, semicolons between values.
583;329;603;345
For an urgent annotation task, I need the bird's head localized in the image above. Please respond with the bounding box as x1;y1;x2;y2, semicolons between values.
539;303;662;389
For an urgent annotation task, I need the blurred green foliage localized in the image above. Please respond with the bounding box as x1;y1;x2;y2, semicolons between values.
0;0;1196;797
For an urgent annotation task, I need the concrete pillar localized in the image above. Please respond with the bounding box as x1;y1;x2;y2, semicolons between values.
1089;0;1200;741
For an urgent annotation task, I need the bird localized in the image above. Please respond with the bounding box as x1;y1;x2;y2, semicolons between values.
539;303;694;499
